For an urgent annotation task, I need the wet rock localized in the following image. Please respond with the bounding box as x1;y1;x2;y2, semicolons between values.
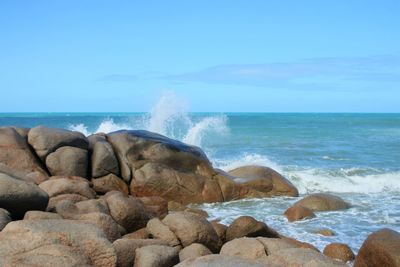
284;205;316;222
92;173;129;195
293;193;350;211
0;127;48;183
324;243;355;263
229;165;299;197
0;172;49;219
179;243;212;261
225;216;279;241
134;245;179;267
354;228;400;267
315;228;336;236
46;146;88;177
28;126;88;161
162;211;221;252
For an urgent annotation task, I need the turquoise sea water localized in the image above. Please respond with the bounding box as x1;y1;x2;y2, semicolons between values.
1;110;399;253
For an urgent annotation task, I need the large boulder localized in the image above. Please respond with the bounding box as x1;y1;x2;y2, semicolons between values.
324;243;355;263
107;130;214;183
89;134;120;178
0;127;48;183
139;196;168;218
0;208;11;230
104;191;150;233
146;218;181;247
0;172;49;219
0;219;117;266
39;176;96;199
225;216;279;241
134;245;179;267
354;228;400;267
220;237;267;260
284;205;316;222
46;193;89;212
46;146;88;177
162;211;221;252
113;239;168;267
23;210;62;220
76;212;121;242
92;173;129;195
228;165;299;197
176;254;266;267
293;193;350;211
28;126;88;161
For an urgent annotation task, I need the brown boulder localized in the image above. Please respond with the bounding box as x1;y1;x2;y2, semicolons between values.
211;221;227;243
179;243;212;261
315;228;336;236
0;172;49;219
89;133;120;178
146;218;181;247
28;126;88;161
23;210;62;220
225;216;279;241
46;146;88;177
107;130;214;183
284;205;316;222
324;243;355;263
104;191;150;232
220;237;267;260
162;211;221;252
139;196;168;218
228;165;299;197
0;219;117;267
0;127;48;183
46;193;89;212
134;245;179;267
113;239;168;267
39;176;95;199
354;228;400;267
122;228;150;240
76;212;121;242
168;201;186;211
294;193;350;211
75;198;110;215
176;254;266;267
92;173;129;195
0;208;11;230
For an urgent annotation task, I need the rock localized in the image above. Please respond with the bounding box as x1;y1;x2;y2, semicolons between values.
280;236;320;251
162;211;221;252
107;130;214;183
175;254;266;267
211;221;227;243
113;239;168;267
89;134;120;178
28;126;88;161
75;198;110;215
47;193;89;211
105;191;150;232
185;208;209;218
132;162;209;204
263;248;345;266
0;219;116;267
284;205;316;222
0;127;48;183
220;237;267;260
146;218;181;247
39;176;95;199
0;208;11;230
168;201;186;211
24;211;62;220
122;228;150;239
315;228;336;236
228;165;299;197
354;228;400;267
77;212;121;242
46;146;88;177
225;216;279;241
257;237;298;253
139;196;168;218
1;244;92;267
134;245;179;267
92;173;129;195
324;243;355;263
0;172;49;219
293;193;350;211
179;243;212;261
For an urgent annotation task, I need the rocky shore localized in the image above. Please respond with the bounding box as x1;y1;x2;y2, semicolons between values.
0;126;399;267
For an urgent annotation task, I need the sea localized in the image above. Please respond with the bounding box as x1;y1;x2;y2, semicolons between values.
1;95;399;253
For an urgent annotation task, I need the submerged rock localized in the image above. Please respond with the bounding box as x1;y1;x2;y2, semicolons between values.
284;205;316;222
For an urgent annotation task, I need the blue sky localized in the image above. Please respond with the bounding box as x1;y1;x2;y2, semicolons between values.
1;1;399;112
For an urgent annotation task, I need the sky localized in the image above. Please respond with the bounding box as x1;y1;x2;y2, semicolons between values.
0;0;399;112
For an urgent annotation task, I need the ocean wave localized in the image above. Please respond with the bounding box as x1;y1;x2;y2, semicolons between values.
214;153;400;194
